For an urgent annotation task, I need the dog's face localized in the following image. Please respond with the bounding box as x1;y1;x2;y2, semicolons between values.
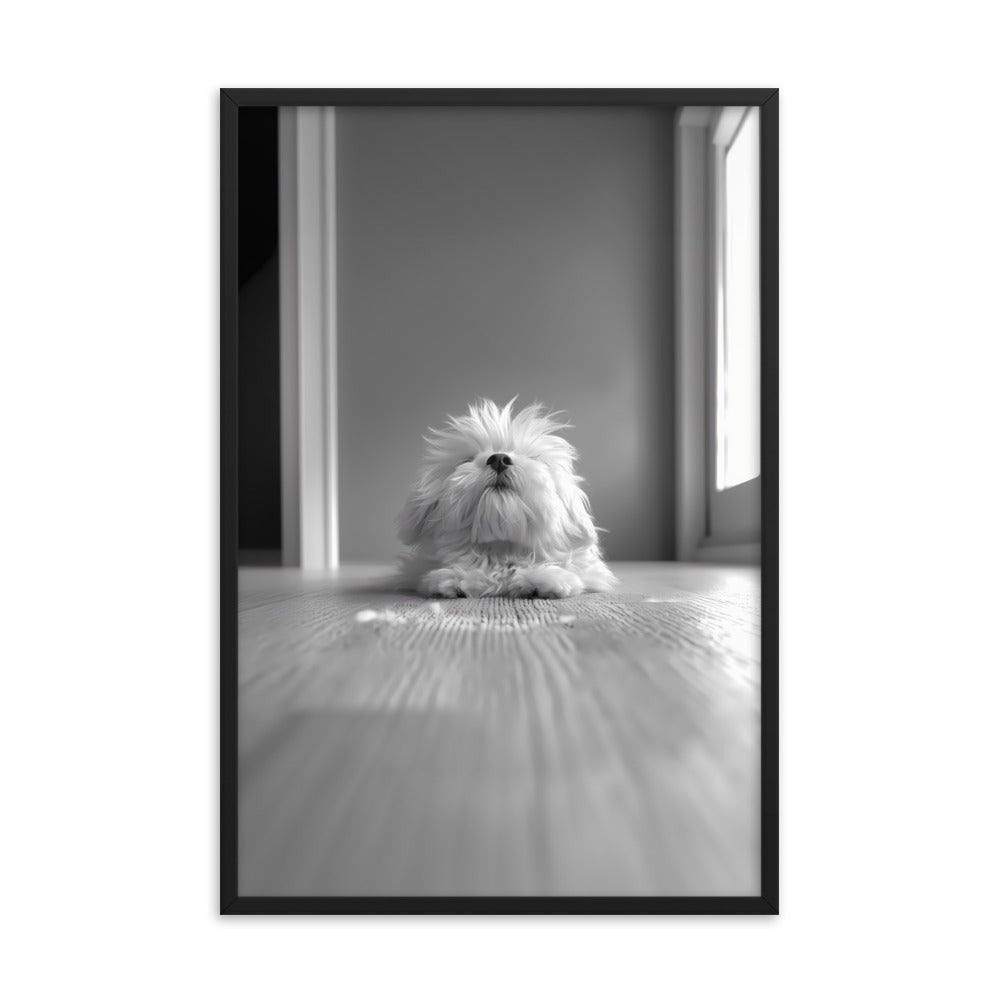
398;400;598;558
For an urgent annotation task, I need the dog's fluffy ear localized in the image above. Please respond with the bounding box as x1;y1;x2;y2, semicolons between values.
396;475;439;546
557;478;598;550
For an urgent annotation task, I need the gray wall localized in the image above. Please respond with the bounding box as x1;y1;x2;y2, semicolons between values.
336;107;674;562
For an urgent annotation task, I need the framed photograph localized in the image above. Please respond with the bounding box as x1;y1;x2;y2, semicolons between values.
221;88;778;914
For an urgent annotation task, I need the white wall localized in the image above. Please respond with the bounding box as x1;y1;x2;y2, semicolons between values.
335;107;674;561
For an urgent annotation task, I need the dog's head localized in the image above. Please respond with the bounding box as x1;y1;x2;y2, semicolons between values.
397;399;598;558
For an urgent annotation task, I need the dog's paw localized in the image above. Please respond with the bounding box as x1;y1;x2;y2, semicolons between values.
418;567;486;599
508;565;584;599
418;568;466;598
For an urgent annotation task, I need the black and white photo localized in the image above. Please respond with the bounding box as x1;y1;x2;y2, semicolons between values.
222;89;778;913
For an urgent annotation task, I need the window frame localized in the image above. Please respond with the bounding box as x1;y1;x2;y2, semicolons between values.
707;106;761;551
674;105;762;564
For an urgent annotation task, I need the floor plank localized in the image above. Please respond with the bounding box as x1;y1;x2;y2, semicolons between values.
237;562;760;896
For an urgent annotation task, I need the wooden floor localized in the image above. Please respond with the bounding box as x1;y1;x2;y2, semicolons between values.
238;562;761;897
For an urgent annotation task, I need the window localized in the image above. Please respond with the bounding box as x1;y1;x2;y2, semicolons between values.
674;105;763;561
717;107;760;491
706;106;761;553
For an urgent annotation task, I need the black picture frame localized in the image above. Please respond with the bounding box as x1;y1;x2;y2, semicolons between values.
221;87;778;916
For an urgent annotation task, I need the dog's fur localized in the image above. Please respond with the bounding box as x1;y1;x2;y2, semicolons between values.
396;400;616;599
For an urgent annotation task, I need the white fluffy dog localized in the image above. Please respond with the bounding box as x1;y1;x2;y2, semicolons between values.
397;399;616;599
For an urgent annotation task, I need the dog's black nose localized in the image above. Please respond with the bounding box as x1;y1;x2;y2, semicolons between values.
486;452;513;471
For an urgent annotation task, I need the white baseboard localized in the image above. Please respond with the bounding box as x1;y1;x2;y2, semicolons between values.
695;541;761;565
